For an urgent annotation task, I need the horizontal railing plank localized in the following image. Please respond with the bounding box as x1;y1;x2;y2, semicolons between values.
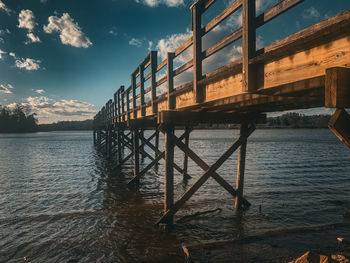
203;0;242;35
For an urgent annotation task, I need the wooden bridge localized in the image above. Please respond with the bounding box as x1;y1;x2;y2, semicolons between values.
93;0;350;226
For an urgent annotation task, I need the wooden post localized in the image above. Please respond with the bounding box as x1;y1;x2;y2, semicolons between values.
191;2;204;103
235;123;248;209
132;72;137;119
242;0;256;92
140;64;146;117
164;125;175;225
120;86;125;122
93;130;97;146
117;128;122;164
133;128;140;184
150;51;158;114
126;88;131;121
167;52;175;110
182;127;191;180
155;128;160;169
325;67;350;108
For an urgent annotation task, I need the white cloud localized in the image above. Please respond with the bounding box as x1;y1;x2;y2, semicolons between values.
25;33;41;44
135;0;184;7
18;10;36;32
0;49;6;60
156;29;192;62
129;38;142;47
303;7;321;19
15;58;41;71
0;0;12;15
43;13;92;48
0;84;14;94
9;52;15;57
35;89;45;94
109;28;117;36
16;96;96;123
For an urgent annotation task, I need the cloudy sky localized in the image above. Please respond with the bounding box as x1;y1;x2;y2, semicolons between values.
0;0;349;123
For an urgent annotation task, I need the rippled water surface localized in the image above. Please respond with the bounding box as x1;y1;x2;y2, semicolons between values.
1;130;350;262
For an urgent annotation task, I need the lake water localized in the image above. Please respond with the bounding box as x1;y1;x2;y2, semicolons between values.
1;129;350;262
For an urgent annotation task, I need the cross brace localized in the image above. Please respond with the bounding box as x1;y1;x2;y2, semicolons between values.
156;123;255;225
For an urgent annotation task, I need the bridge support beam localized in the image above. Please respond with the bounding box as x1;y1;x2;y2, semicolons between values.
235;123;248;209
155;111;263;226
164;125;175;225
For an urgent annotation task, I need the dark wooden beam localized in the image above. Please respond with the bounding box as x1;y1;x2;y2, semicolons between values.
325;67;350;108
158;110;265;125
329;109;350;149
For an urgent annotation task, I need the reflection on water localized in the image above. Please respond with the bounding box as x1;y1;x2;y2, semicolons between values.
0;130;350;262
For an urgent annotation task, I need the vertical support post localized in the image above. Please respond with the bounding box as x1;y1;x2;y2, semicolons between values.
167;52;175;110
242;0;256;92
133;128;140;184
139;65;145;117
93;129;97;146
120;86;125;122
117;128;122;164
150;51;158;115
126;88;131;121
164;125;175;225
191;2;204;103
155;128;160;169
235;123;248;209
182;127;191;180
132;73;137;119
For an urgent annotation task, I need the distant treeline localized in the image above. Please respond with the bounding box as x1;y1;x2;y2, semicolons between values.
38;120;93;132
0;104;38;133
265;113;331;128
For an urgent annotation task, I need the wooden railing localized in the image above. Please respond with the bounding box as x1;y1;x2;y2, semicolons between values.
94;0;305;127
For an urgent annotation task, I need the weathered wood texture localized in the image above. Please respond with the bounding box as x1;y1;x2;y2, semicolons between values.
329;109;350;149
325;67;350;108
93;2;350;129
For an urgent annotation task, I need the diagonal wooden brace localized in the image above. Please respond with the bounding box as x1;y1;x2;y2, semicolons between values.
156;124;255;225
139;130;190;175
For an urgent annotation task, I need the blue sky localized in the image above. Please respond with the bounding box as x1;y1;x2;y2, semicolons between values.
0;0;349;123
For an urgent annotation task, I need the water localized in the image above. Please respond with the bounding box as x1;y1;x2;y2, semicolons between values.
0;129;349;262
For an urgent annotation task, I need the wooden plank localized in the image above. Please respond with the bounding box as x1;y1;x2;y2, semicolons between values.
329;109;350;149
175;37;193;58
252;10;350;64
255;0;304;28
242;0;256;92
167;52;175;110
157;59;167;72
203;28;242;60
158;110;264;125
325;67;350;108
174;59;193;77
203;0;242;35
192;2;204;103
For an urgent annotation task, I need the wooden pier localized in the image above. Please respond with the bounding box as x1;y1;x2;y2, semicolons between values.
93;0;350;226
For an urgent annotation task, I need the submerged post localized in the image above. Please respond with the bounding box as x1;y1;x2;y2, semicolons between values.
235;123;248;209
164;125;175;225
182;127;191;181
133;128;140;184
